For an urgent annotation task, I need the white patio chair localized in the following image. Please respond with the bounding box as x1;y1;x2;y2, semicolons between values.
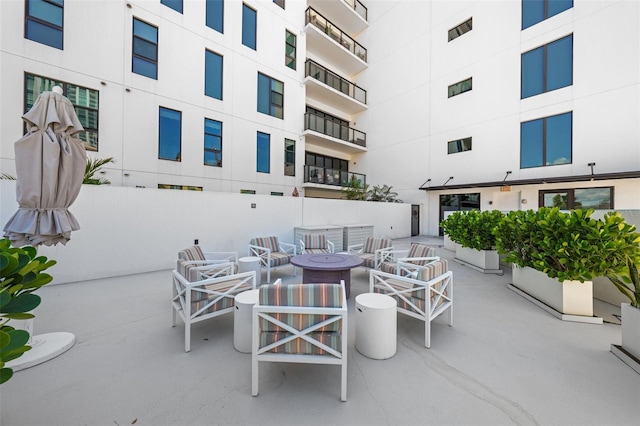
348;237;393;270
370;259;453;348
249;236;297;283
299;233;335;254
378;243;438;277
252;281;348;401
177;245;239;277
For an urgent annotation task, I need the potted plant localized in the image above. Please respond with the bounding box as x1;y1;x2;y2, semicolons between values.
0;238;56;384
494;207;640;320
440;210;504;273
606;256;640;366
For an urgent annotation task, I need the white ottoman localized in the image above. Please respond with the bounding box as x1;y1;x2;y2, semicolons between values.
355;293;397;359
234;289;260;353
238;256;262;286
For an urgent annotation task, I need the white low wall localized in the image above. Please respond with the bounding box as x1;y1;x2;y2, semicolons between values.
1;181;410;284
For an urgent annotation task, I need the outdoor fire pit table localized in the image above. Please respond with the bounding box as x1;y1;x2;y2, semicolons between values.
290;253;363;298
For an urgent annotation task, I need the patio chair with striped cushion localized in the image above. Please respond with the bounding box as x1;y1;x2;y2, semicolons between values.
370;259;453;348
347;237;393;270
379;243;438;276
249;236;297;283
299;233;335;254
252;281;348;401
177;245;239;278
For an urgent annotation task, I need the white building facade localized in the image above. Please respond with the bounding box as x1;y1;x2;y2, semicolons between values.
1;0;638;236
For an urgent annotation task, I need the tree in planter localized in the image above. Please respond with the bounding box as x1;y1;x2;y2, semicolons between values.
342;177;369;201
440;210;504;251
0;239;56;384
494;207;640;282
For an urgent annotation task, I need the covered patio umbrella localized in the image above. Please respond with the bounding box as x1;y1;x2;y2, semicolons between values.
3;86;87;247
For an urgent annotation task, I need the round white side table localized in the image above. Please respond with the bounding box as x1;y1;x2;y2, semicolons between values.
355;293;397;359
234;289;260;353
238;256;262;286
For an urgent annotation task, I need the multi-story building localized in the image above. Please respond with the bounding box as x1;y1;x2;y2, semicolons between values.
1;1;638;236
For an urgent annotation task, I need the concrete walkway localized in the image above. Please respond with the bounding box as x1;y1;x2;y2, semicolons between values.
1;237;638;425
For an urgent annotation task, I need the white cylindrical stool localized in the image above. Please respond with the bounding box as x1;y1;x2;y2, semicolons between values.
238;256;262;286
234;289;260;353
355;293;397;359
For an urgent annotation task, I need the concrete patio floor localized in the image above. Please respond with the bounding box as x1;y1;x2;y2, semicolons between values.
1;236;638;426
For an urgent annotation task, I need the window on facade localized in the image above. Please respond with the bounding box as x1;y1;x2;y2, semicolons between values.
161;0;183;13
242;4;257;50
521;111;572;168
158;184;202;191
257;72;284;119
448;137;472;154
204;118;222;167
285;30;296;70
305;106;350;140
206;0;223;33
271;192;284;196
205;49;223;99
540;187;613;209
521;34;572;99
240;189;256;194
522;0;573;29
273;0;285;9
132;18;158;79
25;0;64;49
439;193;480;235
257;131;270;173
448;77;472;98
448;17;472;42
25;73;99;151
159;107;182;161
284;138;295;176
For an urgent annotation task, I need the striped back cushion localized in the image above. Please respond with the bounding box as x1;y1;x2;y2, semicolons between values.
178;245;206;261
177;260;200;281
406;244;436;266
362;237;393;254
302;234;326;250
251;236;280;253
259;283;343;332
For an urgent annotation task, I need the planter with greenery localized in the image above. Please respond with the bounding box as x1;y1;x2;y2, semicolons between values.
0;238;56;384
607;257;640;368
494;207;640;321
440;210;504;273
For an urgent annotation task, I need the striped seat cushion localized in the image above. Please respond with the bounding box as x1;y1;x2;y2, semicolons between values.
177;260;233;281
259;283;343;332
359;253;376;269
260;331;342;355
190;278;253;314
379;261;399;274
251;236;280;253
362;237;392;254
304;248;332;254
266;252;292;267
302;234;326;250
178;245;206;261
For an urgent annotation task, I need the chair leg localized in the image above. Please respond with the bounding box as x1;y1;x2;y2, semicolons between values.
425;320;431;349
252;358;259;396
266;267;271;284
447;304;453;326
185;322;191;352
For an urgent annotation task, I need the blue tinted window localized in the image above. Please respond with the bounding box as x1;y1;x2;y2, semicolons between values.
159;107;182;161
257;72;284;119
521;34;572;98
522;0;573;29
132;18;158;79
204;118;222;167
206;0;224;33
205;50;223;100
242;4;257;50
257;132;270;173
520;112;572;168
161;0;183;13
25;0;64;49
257;73;270;115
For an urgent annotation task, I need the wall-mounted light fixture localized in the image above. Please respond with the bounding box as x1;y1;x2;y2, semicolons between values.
503;170;512;182
442;176;454;186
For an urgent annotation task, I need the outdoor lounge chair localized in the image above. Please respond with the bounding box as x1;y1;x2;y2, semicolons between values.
172;262;256;352
252;281;348;401
378;243;438;276
347;237;393;270
370;259;452;348
249;236;297;283
177;245;239;278
299;233;335;254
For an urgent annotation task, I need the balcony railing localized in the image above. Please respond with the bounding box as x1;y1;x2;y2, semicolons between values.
306;59;367;104
304;165;366;188
305;7;367;62
305;112;366;148
343;0;368;21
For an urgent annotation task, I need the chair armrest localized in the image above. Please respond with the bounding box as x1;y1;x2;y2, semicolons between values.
347;243;364;254
249;244;271;267
203;251;238;264
299;240;306;253
397;257;441;279
279;242;297;255
380;248;409;263
327;240;335;253
190;261;236;279
374;247;394;269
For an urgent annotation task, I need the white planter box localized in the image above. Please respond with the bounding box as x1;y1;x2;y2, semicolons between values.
622;303;640;361
443;235;458;252
456;246;500;271
511;266;594;317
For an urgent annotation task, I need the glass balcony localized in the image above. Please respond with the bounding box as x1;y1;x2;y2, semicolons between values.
306;59;366;104
305;112;366;148
305;7;367;62
304;165;366;188
343;0;368;21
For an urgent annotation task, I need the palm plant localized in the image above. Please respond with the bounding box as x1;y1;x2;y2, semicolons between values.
83;157;115;185
368;184;400;202
606;256;640;309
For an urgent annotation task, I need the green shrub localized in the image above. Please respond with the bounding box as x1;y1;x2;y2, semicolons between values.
0;239;56;384
440;210;504;251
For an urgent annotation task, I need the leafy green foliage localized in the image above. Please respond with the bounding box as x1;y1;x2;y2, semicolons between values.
440;210;504;251
606;256;640;309
494;207;640;283
342;177;369;201
368;184;401;203
83;157;115;185
0;239;56;384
